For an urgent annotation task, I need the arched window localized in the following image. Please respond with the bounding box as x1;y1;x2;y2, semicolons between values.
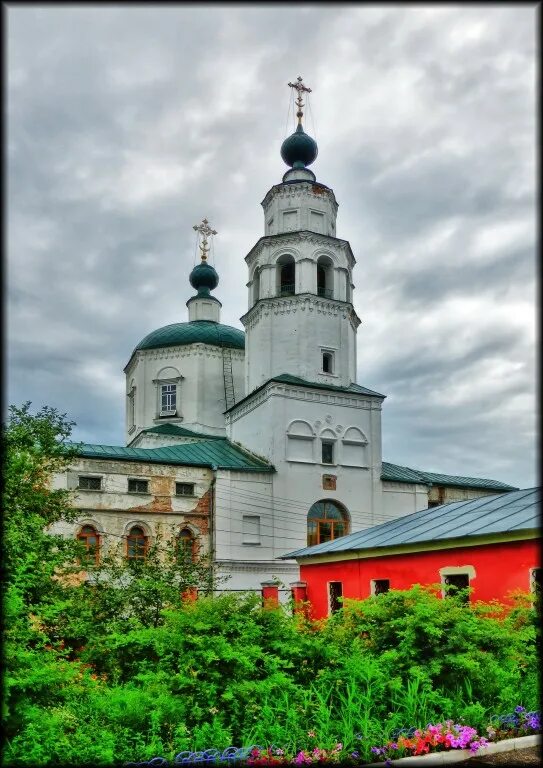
317;256;333;299
276;254;295;296
127;526;147;561
77;525;100;564
307;500;349;547
253;267;261;305
176;528;196;564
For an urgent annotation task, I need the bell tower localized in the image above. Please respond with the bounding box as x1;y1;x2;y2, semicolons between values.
241;76;360;393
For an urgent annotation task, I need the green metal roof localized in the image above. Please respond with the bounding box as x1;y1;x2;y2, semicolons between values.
381;461;518;491
226;373;385;413
140;424;223;440
134;321;245;354
71;438;273;472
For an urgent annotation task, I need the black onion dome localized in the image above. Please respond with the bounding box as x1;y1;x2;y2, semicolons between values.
189;261;219;296
280;124;318;169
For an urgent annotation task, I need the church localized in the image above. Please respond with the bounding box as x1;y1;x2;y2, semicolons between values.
51;78;516;594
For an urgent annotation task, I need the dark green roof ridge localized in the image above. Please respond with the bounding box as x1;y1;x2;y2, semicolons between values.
140;424;224;440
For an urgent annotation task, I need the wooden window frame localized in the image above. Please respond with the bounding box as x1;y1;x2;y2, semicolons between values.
77;525;100;564
126;526;148;561
176;528;196;563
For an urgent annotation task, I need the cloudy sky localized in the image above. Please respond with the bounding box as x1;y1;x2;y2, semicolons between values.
7;5;537;489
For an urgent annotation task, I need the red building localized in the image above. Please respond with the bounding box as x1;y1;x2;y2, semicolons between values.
280;488;540;620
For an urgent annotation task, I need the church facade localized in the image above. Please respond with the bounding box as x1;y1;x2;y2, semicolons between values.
50;79;516;593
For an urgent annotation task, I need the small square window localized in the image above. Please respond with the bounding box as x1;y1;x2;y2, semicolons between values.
78;476;102;491
321;441;334;464
176;482;195;496
128;478;149;494
372;579;390;595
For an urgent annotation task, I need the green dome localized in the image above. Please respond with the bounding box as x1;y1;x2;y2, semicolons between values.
136;321;245;352
280;124;318;169
189;261;219;296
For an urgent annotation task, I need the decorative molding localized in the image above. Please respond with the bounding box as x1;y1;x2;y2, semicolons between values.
227;381;381;425
141;345;244;363
241;293;361;332
245;231;354;268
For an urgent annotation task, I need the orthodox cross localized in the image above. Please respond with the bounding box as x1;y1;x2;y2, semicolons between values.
288;75;312;126
193;217;217;261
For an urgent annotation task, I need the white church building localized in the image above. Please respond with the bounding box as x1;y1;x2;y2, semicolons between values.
51;78;515;593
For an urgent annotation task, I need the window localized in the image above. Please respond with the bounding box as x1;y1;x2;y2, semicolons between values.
127;526;147;560
372;579;390;596
78;476;102;491
242;515;261;545
77;525;100;564
322;351;334;374
160;383;177;415
176;482;195;496
443;573;470;603
277;254;295;296
128;478;149;494
286;419;315;463
127;385;136;430
317;255;333;298
176;528;196;563
307;500;349;546
329;581;343;614
321;440;334;464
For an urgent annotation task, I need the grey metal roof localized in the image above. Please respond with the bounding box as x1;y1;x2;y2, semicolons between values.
281;487;540;559
381;461;518;490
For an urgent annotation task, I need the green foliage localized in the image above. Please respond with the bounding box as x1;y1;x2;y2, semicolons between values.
3;404;540;765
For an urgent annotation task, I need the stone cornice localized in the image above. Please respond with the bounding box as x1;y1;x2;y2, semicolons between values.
225;380;382;426
261;180;338;211
130;344;245;365
244;231;355;268
240;293;361;332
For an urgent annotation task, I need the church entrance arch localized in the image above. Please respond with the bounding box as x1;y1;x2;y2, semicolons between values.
307;500;349;547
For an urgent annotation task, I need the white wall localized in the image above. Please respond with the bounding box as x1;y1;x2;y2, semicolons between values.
124;344;245;443
381;481;430;518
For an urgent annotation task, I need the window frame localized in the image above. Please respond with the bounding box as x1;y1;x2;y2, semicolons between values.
371;578;390;596
307;500;349;547
77;524;101;565
176;528;196;564
78;475;102;492
321;440;335;465
242;514;261;545
328;581;343;615
175;482;195;497
126;526;148;561
160;382;177;416
321;350;335;374
128;478;149;495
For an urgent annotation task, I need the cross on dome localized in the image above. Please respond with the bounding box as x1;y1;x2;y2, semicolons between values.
193;217;218;261
288;75;312;126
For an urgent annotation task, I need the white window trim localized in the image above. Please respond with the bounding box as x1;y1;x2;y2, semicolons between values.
152;376;183;419
320;437;337;466
439;566;475;598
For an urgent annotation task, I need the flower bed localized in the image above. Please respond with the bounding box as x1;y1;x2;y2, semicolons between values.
124;709;541;766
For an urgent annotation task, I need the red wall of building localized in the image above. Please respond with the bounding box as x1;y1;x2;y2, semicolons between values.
300;538;539;620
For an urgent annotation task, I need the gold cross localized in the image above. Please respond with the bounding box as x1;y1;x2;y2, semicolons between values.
288;75;312;125
193;217;217;261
